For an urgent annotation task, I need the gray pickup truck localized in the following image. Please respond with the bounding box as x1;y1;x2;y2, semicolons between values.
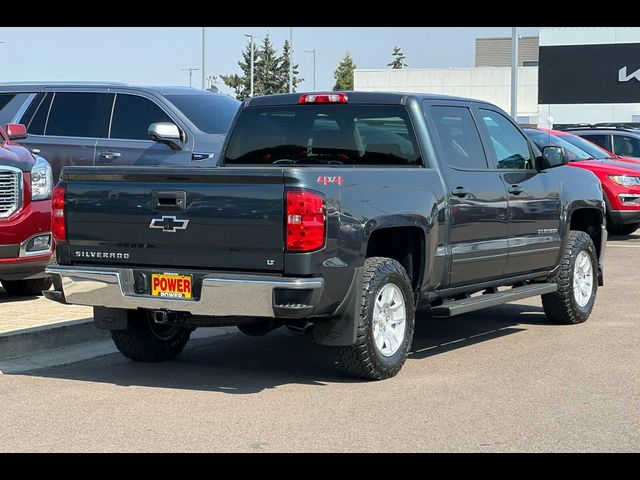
44;92;606;380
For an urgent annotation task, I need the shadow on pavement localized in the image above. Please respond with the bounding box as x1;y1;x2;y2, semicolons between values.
13;303;549;394
0;286;39;304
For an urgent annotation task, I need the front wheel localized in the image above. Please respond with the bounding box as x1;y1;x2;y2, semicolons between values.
337;257;415;380
542;231;598;325
111;310;191;362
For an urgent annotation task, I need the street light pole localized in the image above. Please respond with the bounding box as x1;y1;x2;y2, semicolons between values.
201;27;206;90
511;26;519;120
244;34;260;97
305;49;316;91
289;27;293;93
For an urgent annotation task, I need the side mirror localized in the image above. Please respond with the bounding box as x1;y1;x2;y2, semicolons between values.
148;122;182;150
538;145;568;169
5;123;28;141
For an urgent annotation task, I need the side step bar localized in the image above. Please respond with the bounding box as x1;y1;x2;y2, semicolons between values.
430;283;557;318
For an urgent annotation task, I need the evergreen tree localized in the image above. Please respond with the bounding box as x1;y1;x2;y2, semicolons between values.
333;53;357;91
388;46;408;69
220;40;254;100
254;35;280;96
277;39;304;93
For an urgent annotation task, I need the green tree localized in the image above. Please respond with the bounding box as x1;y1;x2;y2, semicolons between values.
333;53;356;91
254;35;281;96
277;39;304;92
388;46;407;69
220;39;253;100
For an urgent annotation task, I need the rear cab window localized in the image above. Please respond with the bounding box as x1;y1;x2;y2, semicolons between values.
223;104;422;167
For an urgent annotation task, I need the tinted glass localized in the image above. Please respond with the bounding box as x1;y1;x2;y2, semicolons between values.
480;109;534;169
613;135;640;158
165;94;240;134
580;134;610;151
45;93;112;138
0;93;34;127
110;94;172;140
25;93;53;136
430;106;488;170
224;105;421;166
561;133;614;159
524;129;592;161
0;94;15;112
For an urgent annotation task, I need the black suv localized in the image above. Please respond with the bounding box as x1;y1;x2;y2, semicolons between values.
557;124;640;160
0;83;240;180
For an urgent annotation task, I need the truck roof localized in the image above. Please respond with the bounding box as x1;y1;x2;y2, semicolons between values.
245;91;493;107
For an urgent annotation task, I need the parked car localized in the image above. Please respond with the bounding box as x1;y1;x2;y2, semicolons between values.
0;83;241;181
525;128;640;236
44;92;606;380
0;123;54;295
558;125;640;160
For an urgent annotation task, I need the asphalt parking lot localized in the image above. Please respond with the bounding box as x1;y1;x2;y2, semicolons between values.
0;233;638;452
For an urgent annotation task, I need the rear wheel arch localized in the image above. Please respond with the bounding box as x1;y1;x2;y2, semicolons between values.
365;226;426;294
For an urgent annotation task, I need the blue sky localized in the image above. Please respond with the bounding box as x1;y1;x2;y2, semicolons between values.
0;27;539;95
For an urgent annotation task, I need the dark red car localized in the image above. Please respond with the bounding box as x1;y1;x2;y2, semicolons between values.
526;128;640;236
0;123;54;295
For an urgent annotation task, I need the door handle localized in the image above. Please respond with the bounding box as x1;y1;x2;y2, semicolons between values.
508;185;524;195
98;151;122;161
451;187;469;198
30;148;41;154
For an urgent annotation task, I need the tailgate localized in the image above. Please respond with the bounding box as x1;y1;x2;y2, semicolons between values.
63;168;285;272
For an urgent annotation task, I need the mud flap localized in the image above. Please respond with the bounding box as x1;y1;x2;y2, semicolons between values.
93;307;128;330
313;267;363;346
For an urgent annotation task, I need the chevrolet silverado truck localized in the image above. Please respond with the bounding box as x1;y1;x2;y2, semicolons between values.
44;92;606;380
1;123;55;296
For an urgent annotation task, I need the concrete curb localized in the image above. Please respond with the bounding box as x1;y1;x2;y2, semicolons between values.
0;319;110;361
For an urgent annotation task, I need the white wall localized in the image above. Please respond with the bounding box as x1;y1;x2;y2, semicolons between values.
354;67;539;118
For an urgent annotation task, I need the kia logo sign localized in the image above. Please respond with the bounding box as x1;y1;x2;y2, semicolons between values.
539;43;640;104
618;66;640;83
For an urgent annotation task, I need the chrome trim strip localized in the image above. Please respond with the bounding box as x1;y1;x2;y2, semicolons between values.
0;166;23;219
10;93;37;124
45;266;324;318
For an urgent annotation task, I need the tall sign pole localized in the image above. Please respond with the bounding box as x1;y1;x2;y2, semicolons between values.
511;27;519;119
202;27;206;90
289;27;293;93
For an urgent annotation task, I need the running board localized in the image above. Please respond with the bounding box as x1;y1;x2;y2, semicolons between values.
430;283;557;318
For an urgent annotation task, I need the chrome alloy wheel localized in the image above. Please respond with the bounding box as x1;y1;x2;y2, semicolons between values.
573;250;594;308
372;283;407;357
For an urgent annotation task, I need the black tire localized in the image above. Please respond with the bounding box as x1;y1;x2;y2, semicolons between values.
111;310;191;362
1;277;53;296
606;222;639;236
542;230;598;325
337;257;415;380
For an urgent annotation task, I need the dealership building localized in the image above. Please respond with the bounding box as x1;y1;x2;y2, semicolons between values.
354;27;640;127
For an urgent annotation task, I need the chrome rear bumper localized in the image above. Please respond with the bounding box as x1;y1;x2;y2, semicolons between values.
45;265;324;318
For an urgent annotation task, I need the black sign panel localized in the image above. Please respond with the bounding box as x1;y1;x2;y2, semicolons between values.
539;43;640;104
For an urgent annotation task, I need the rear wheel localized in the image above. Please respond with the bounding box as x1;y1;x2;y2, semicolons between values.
606;222;639;236
111;310;191;362
542;230;598;325
1;277;53;296
337;257;415;380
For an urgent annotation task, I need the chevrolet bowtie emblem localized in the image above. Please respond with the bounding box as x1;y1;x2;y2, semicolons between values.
149;215;189;233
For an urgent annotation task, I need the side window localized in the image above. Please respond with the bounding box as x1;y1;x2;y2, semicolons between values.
430;105;488;170
581;134;610;151
480;109;534;170
612;135;640;158
0;94;16;112
110;94;173;140
0;93;35;127
24;93;53;136
45;93;113;138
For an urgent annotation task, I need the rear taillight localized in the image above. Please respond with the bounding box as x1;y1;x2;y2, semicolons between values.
52;184;66;243
298;93;348;104
286;190;326;252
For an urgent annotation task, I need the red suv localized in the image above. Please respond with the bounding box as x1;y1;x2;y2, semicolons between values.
0;123;54;295
526;128;640;236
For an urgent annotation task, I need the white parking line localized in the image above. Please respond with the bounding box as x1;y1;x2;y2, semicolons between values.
607;244;640;248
